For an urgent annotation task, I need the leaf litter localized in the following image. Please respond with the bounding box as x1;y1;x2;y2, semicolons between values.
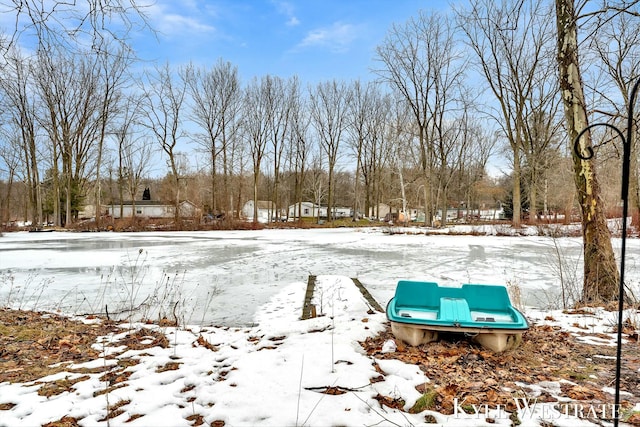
361;320;640;423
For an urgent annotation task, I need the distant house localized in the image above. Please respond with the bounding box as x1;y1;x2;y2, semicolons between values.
332;207;351;218
288;202;320;219
242;200;279;223
287;202;353;220
107;200;197;219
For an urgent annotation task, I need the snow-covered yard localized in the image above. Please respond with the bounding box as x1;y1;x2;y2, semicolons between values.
0;227;639;426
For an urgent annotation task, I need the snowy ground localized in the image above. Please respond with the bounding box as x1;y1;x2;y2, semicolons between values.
0;227;639;426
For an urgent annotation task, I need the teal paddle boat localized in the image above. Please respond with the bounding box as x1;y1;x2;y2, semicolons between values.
386;281;529;352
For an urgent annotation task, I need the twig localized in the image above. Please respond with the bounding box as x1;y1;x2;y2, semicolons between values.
300;377;339;427
172;300;179;327
304;384;370;392
350;391;407;427
296;355;304;427
101;338;112;427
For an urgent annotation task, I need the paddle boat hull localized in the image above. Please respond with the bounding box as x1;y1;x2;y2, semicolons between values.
386;281;529;352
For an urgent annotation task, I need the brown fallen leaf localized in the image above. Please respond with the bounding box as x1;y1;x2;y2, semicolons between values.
42;416;80;427
195;335;219;352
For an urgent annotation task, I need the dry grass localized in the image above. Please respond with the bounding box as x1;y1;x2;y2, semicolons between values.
0;309;118;383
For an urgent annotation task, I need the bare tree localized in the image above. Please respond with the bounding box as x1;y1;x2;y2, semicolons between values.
306;154;328;222
346;80;387;221
517;18;563;224
0;49;42;226
430;83;470;227
375;11;458;226
243;76;271;222
0;0;148;229
456;0;555;228
555;0;621;302
522;107;564;223
0;0;151;55
589;9;640;224
140;63;187;225
266;76;298;220
229;130;249;219
93;41;132;228
433;103;479;225
0;125;22;225
309;80;351;222
184;59;240;217
288;82;311;221
366;92;393;220
110;94;152;220
347;80;368;221
455;118;497;216
35;47;104;226
386;96;412;221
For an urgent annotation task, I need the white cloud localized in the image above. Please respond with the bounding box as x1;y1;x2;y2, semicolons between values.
298;22;359;53
286;16;300;27
146;1;216;37
161;14;216;34
272;0;300;27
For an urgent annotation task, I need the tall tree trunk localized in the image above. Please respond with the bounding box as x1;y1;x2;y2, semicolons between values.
327;166;334;222
52;144;61;227
253;176;259;223
529;177;538;224
1;175;13;225
440;167;448;227
631;135;640;227
64;147;72;227
555;0;620;303
418;127;433;227
529;163;538;224
353;142;362;222
222;131;230;218
118;148;125;219
95;109;108;229
223;151;229;218
211;148;217;215
512;133;523;228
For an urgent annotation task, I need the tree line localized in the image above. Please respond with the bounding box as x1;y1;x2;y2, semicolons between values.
0;44;506;228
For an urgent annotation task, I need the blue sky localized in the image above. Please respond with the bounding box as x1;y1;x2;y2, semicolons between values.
132;0;451;84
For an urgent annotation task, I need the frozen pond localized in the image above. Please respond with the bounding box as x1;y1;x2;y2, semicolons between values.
0;228;636;325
